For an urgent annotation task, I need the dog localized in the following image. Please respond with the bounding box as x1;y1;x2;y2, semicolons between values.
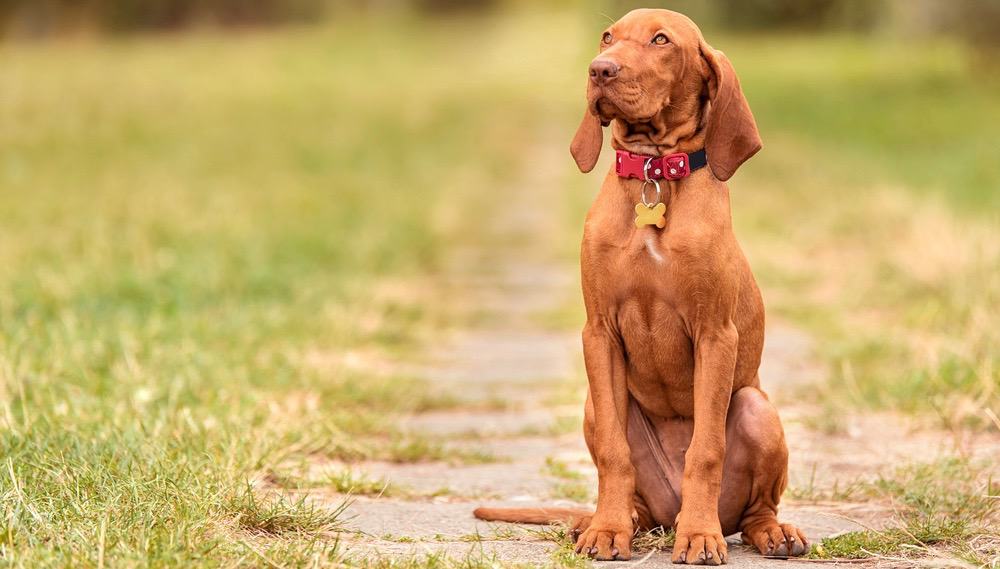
474;9;809;564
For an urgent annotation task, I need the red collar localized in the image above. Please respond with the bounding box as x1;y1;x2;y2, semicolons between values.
615;149;708;181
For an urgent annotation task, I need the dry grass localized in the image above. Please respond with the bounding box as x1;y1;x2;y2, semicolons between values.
809;457;999;564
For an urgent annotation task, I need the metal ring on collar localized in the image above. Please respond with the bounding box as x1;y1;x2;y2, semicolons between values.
643;157;655;182
641;179;661;208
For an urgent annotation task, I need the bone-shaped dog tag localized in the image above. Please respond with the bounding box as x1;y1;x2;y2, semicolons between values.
634;202;666;229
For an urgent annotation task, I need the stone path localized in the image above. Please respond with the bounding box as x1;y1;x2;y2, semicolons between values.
311;131;998;567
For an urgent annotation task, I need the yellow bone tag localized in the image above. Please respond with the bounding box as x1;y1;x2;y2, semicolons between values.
634;202;666;229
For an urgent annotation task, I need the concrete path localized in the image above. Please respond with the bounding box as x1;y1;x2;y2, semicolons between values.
309;131;996;567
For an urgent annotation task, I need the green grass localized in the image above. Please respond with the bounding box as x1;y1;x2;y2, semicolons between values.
545;457;591;502
544;458;584;481
732;35;1000;211
266;466;458;499
0;12;573;566
725;36;1000;558
229;485;349;536
809;458;999;564
266;467;394;496
723;35;1000;427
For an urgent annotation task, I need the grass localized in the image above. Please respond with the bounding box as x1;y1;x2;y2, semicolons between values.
529;526;591;569
737;132;999;428
722;36;1000;428
544;457;592;503
527;525;674;566
732;35;1000;212
632;527;676;553
229;485;349;536
807;457;999;564
549;480;591;503
266;466;459;500
786;464;870;502
266;468;393;496
0;12;566;567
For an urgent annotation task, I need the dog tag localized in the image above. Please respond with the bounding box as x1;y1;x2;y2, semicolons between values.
634;202;666;229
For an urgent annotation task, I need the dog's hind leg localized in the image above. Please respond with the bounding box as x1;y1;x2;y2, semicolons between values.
726;387;809;557
627;388;809;560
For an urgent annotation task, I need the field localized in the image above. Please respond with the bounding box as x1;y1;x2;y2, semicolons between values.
0;8;997;567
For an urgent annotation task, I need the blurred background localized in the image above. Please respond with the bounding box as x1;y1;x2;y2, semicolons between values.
1;0;997;566
0;0;998;44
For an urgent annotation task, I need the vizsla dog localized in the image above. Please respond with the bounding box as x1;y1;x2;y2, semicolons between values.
474;9;809;564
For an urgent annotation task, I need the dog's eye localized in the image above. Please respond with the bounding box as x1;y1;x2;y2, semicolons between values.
652;33;669;45
602;32;612;44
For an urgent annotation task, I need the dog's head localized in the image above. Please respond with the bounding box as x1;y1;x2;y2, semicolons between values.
570;9;761;181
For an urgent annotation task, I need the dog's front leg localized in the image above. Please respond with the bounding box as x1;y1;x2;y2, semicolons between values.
577;319;634;561
672;323;738;566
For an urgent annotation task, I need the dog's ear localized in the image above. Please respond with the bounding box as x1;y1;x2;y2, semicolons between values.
700;42;761;181
570;108;603;173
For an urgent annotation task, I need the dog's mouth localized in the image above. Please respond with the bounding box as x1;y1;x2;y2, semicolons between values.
590;98;618;126
590;95;656;127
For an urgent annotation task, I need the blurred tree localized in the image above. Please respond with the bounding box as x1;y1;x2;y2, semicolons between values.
713;0;885;31
592;0;885;33
1;0;997;47
413;0;498;13
950;0;1000;54
0;0;331;37
715;0;840;29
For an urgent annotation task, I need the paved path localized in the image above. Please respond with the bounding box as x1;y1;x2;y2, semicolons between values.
312;131;998;567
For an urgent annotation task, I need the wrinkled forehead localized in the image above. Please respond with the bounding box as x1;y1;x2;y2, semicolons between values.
609;8;702;44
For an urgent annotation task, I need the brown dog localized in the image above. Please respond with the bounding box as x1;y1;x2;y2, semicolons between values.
475;9;808;564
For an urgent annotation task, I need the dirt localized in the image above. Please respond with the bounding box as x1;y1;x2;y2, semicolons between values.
310;132;998;567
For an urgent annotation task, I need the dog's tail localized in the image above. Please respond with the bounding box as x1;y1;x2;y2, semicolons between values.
473;506;592;525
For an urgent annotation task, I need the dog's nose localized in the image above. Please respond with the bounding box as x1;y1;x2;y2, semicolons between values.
589;59;619;85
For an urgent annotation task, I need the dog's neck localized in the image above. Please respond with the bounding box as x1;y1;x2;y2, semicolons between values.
607;95;724;221
610;93;707;157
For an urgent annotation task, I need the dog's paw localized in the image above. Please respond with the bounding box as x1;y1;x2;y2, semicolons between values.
573;520;632;561
568;514;593;543
671;528;727;565
742;522;809;557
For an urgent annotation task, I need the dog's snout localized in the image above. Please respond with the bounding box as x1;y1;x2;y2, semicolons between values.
589;59;619;85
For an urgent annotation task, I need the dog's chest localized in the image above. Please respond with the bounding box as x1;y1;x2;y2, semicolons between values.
639;231;667;264
604;227;686;295
583;200;716;316
611;257;698;417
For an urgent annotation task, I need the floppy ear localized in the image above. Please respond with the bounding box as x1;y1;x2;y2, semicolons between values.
700;43;762;181
570;108;603;173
